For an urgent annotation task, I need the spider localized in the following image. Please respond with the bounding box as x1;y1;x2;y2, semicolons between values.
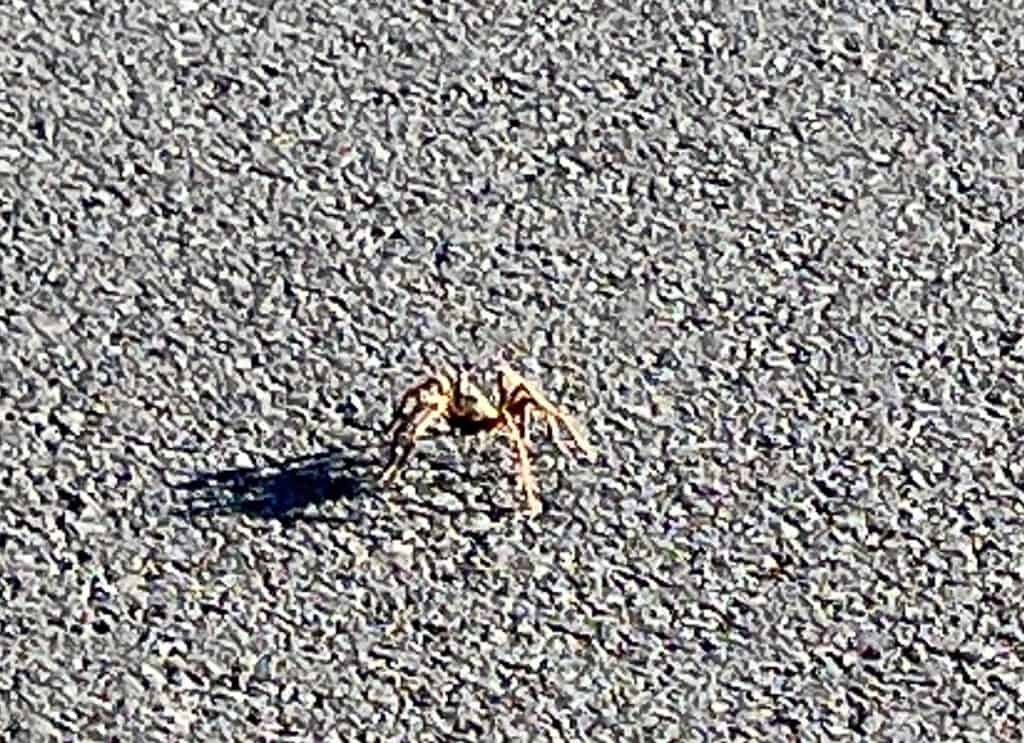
380;365;597;514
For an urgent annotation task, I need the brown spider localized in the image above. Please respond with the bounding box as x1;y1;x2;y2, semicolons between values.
380;365;596;514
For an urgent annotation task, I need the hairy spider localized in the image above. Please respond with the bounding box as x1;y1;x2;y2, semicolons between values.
380;365;596;514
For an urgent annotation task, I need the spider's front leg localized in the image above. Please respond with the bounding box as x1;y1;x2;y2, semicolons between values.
498;366;597;460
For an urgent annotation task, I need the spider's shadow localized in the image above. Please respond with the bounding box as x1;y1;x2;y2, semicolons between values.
171;444;381;525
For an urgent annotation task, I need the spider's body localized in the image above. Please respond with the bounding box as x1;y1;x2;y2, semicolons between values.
448;373;502;432
380;366;595;514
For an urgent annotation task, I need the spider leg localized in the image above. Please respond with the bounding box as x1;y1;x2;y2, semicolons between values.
498;366;596;460
520;403;531;450
501;412;540;514
380;404;445;485
537;400;596;460
543;409;576;459
511;398;571;458
387;372;451;436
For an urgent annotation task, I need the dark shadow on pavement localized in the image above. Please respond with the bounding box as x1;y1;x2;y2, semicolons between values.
170;444;382;525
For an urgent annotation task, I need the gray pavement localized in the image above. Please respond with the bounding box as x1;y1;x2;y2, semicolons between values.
2;1;1024;741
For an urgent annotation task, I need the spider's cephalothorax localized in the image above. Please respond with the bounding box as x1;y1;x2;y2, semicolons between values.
448;371;501;432
380;365;596;515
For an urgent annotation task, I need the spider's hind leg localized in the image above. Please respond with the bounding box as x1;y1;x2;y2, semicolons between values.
500;411;540;515
388;372;451;435
381;405;444;485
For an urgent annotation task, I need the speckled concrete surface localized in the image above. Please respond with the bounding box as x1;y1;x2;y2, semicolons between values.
2;1;1024;741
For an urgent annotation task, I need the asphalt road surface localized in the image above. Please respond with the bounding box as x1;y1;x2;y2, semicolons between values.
3;1;1024;741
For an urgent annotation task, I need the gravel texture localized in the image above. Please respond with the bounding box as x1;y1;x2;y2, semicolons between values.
2;1;1024;741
